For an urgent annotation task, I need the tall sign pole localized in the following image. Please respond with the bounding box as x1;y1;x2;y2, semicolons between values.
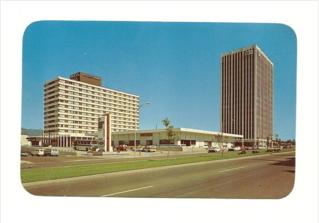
104;113;112;152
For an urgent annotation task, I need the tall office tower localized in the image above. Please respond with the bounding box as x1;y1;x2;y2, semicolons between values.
44;72;140;137
221;45;273;144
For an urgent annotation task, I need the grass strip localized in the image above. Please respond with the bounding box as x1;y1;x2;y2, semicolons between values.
21;150;294;183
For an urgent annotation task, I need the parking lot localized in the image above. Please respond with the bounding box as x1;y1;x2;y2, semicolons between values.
21;145;294;170
20;148;210;169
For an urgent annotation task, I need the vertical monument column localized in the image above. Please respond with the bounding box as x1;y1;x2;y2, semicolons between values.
104;113;112;152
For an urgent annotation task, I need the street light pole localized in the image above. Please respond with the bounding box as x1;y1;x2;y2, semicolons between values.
134;102;150;155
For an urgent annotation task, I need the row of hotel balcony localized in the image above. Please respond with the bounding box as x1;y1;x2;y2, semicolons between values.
44;129;96;135
44;99;138;114
44;115;138;124
43;122;138;131
44;107;139;119
44;77;139;100
44;100;138;111
57;84;138;101
44;124;138;132
44;122;138;130
44;93;138;111
44;103;138;118
44;112;139;122
44;119;138;127
44;90;139;106
45;88;139;106
44;104;137;115
54;100;138;112
44;111;139;122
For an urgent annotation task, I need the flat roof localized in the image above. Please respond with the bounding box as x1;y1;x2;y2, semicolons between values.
114;128;243;138
221;44;273;65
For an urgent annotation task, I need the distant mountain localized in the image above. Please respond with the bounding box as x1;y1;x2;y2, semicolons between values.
21;128;43;136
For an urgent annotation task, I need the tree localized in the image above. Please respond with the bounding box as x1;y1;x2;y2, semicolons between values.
215;133;225;157
161;118;175;144
266;135;271;150
162;118;170;129
273;133;280;147
267;133;279;150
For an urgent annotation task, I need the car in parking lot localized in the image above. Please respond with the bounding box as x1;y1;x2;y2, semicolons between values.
142;145;157;152
30;148;44;156
116;144;128;152
21;152;29;157
208;147;221;153
44;148;59;156
228;146;241;151
274;147;283;152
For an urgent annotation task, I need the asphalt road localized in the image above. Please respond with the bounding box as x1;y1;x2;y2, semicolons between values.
23;152;295;198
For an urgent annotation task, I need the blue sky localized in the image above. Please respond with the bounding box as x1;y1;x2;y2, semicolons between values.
22;21;296;140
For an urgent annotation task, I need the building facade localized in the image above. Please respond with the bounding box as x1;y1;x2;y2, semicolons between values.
112;128;243;149
44;72;140;137
221;45;273;144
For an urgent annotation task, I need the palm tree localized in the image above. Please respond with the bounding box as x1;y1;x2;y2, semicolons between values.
162;118;170;129
161;118;175;144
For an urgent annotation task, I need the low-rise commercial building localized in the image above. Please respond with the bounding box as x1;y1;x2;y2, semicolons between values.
111;128;243;149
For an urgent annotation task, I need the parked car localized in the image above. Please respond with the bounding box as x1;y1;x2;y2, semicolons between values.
134;147;144;152
21;152;29;157
116;144;128;152
229;146;242;151
44;148;59;156
74;145;91;151
234;146;242;151
142;145;157;152
31;148;44;156
208;147;221;153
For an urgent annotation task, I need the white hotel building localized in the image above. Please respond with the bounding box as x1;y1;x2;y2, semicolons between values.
44;72;139;139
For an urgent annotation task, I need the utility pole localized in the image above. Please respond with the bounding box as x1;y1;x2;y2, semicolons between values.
134;102;150;155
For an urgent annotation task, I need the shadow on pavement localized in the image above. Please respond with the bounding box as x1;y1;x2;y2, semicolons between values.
271;157;295;167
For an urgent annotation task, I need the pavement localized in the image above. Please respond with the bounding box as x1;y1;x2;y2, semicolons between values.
23;151;295;198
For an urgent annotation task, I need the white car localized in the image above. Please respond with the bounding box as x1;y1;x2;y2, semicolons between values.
44;148;59;156
233;146;242;151
142;145;157;152
208;147;221;153
31;148;44;156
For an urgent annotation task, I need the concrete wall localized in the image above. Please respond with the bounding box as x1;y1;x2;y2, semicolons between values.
112;131;168;147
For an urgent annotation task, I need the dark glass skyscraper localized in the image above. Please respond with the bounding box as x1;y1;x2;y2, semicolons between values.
221;45;273;144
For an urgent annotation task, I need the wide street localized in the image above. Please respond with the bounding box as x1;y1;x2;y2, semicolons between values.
23;151;295;198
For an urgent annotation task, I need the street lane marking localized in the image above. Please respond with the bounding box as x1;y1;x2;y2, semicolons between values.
102;185;154;197
218;166;245;173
